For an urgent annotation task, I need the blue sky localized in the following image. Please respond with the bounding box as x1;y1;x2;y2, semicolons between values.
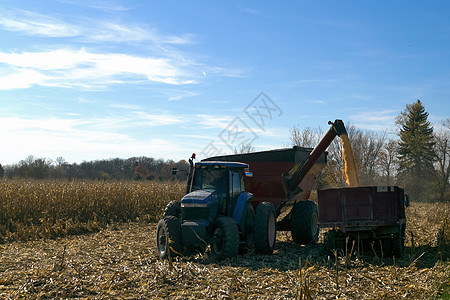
1;1;449;165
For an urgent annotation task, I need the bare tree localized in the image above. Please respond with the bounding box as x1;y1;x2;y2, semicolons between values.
324;136;346;187
234;144;255;154
378;139;399;185
433;118;450;202
349;128;387;185
289;125;323;148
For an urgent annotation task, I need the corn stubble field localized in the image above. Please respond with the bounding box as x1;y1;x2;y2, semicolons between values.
0;180;449;299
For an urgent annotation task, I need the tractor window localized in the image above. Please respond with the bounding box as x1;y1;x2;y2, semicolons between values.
230;170;244;198
191;167;227;194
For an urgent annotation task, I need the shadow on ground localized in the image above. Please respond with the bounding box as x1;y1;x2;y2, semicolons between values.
189;239;445;271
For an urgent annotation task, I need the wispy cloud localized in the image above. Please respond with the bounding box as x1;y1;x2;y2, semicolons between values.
109;103;143;110
168;90;199;101
132;112;183;127
194;114;234;129
58;0;132;12
81;21;195;44
0;8;194;45
0;48;196;89
349;110;398;131
205;66;246;78
0;9;80;37
0;7;244;90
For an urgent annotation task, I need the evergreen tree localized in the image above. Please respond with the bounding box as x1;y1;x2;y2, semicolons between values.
396;100;435;201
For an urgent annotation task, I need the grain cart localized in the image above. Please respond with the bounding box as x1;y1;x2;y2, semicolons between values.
319;186;407;257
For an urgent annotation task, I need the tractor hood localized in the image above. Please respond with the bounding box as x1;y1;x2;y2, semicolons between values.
181;190;218;207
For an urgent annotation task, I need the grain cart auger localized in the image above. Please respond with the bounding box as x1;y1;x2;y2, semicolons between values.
278;119;357;244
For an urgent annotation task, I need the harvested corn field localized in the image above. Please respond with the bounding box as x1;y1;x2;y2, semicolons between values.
0;180;185;242
0;201;449;299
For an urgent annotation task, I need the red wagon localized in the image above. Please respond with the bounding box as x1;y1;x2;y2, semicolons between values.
318;186;407;257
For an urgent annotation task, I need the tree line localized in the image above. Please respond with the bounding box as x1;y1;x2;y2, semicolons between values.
0;156;189;182
1;100;448;202
289;100;449;202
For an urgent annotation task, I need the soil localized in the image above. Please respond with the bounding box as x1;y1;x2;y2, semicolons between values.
0;217;448;299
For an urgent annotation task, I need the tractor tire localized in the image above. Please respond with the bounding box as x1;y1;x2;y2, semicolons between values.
254;202;277;255
290;200;319;245
163;201;181;218
392;224;406;258
156;216;183;259
211;217;239;260
239;202;255;253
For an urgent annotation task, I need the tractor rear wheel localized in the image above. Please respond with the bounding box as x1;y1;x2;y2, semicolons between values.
290;200;319;245
239;202;255;253
211;217;239;260
163;201;181;218
254;202;277;255
156;216;183;259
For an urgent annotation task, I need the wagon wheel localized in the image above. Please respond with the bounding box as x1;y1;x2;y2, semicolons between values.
290;200;319;245
392;224;405;258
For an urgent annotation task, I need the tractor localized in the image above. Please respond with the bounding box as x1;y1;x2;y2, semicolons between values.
156;157;276;260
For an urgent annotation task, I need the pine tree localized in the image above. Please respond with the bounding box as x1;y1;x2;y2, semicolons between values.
396;100;435;201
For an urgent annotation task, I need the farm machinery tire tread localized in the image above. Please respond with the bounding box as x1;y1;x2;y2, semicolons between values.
254;202;277;255
290;200;319;245
392;224;406;258
163;201;181;218
156;216;183;259
211;217;239;260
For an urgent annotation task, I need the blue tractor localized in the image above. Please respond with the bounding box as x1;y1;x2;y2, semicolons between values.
156;154;276;260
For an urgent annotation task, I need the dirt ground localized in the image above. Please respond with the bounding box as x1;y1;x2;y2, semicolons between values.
0;203;449;299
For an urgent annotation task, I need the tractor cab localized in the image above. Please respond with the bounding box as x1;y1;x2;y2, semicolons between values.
187;161;248;216
178;161;254;251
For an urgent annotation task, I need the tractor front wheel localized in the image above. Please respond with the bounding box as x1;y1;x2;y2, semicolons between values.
156;216;183;259
163;201;181;218
211;217;239;260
